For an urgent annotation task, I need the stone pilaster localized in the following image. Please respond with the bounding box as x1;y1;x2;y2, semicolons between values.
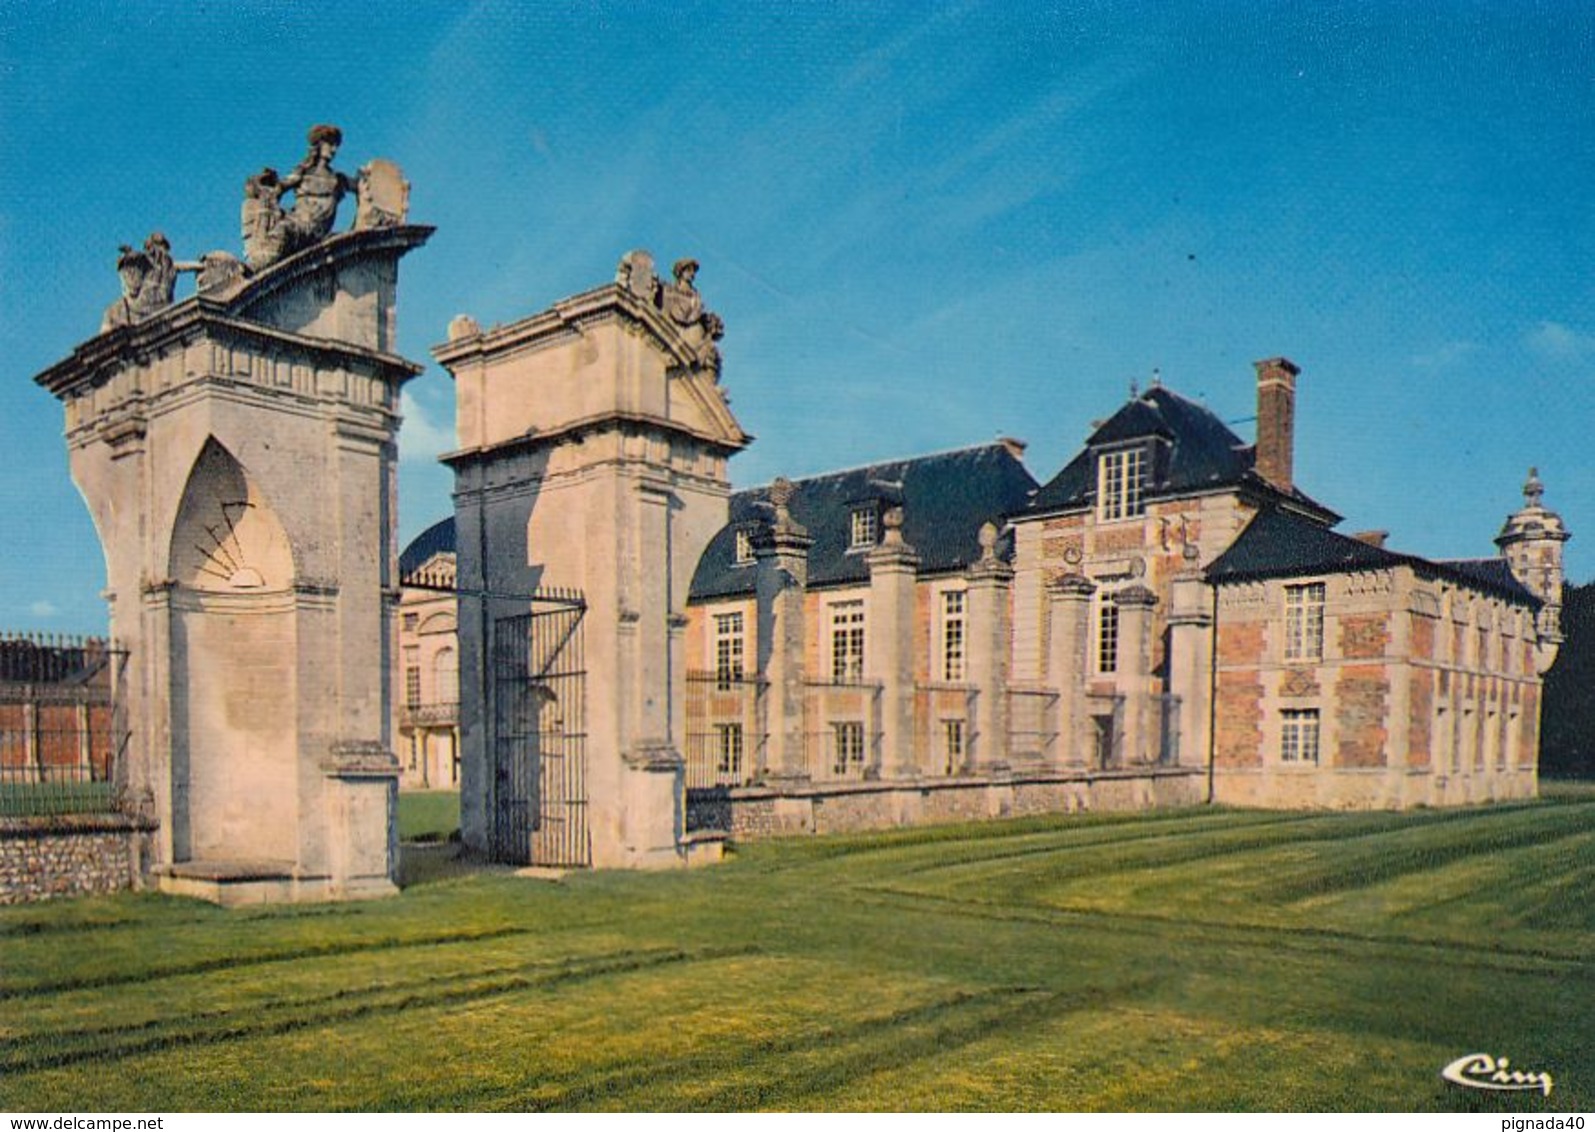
1114;584;1159;765
866;507;920;779
966;523;1014;773
756;478;812;782
1046;573;1096;769
1166;568;1213;771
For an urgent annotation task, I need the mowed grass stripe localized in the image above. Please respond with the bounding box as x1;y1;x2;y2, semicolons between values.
1;945;730;1072
3;796;1592;1111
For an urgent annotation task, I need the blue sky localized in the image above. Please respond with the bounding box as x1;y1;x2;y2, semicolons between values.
2;1;1591;633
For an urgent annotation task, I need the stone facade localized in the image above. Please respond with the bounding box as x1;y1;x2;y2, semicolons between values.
396;526;460;789
34;137;431;902
434;253;748;868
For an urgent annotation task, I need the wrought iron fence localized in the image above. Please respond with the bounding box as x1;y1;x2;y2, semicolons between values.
684;671;766;789
914;683;976;776
1087;691;1125;770
0;633;128;817
803;680;882;781
1007;684;1060;765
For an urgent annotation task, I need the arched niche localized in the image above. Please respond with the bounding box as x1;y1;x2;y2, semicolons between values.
166;436;298;865
168;438;294;591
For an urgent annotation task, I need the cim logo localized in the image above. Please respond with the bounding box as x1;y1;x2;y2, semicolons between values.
1442;1053;1554;1097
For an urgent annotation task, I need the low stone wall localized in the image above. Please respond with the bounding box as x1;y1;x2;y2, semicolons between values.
718;767;1205;842
1212;766;1538;809
0;813;157;904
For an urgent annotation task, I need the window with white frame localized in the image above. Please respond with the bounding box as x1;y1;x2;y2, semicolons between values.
733;528;754;566
713;611;745;688
830;601;866;683
434;647;458;704
715;723;744;778
1096;599;1120;675
1284;582;1326;661
1281;708;1321;764
849;506;878;550
404;646;421;708
1097;448;1147;522
942;718;965;775
940;590;967;681
832;720;866;776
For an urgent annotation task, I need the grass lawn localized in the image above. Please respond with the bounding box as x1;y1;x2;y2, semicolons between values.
2;787;1592;1112
396;789;461;843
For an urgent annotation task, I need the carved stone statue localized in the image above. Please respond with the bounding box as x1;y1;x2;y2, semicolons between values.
662;257;724;372
241;168;288;270
102;233;201;330
101;245;147;331
663;258;704;327
354;159;409;230
279;124;354;254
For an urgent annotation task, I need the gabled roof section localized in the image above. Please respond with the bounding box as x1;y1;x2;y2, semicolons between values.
1029;384;1334;520
1207;507;1539;605
689;442;1038;602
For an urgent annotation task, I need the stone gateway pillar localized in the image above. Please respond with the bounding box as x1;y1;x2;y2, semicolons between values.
35;223;432;904
435;251;749;869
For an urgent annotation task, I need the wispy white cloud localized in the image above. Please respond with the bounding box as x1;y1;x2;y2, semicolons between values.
1410;339;1479;371
28;600;57;619
1525;320;1595;362
398;391;456;464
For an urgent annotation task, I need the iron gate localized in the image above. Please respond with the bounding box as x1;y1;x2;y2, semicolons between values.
492;589;589;867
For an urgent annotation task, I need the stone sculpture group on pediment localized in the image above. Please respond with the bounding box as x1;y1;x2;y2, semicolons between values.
101;124;410;332
616;249;725;372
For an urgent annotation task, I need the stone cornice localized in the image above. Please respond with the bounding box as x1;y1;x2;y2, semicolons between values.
432;282;704;372
36;227;432;401
229;225;433;319
439;407;747;467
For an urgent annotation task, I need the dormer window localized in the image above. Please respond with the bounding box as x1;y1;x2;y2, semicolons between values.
849;506;878;550
733;528;754;566
1098;447;1147;522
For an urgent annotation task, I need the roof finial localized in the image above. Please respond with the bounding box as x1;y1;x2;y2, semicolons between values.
1129;377;1139;399
1151;366;1162;388
1524;466;1544;507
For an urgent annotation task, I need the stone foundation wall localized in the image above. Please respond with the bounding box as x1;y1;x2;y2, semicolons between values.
1212;767;1537;809
0;814;157;904
717;768;1203;842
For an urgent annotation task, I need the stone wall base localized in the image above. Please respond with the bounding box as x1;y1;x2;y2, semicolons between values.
0;814;158;904
157;860;399;907
719;768;1205;841
1212;767;1538;809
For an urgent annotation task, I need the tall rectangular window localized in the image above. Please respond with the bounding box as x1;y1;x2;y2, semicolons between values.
1281;708;1321;763
941;590;966;681
1096;600;1120;675
831;601;866;683
942;718;965;775
715;723;744;778
832;721;866;776
405;667;421;708
733;528;754;566
849;507;878;549
1284;582;1326;661
713;611;745;688
1098;448;1146;521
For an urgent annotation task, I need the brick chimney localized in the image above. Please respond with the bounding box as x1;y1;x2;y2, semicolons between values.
1253;357;1300;493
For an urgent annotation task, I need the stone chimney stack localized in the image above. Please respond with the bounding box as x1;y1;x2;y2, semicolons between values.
1253;357;1300;494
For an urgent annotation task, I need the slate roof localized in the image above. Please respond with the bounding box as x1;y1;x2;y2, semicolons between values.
400;516;456;578
1029;385;1335;519
1206;506;1539;605
688;443;1039;602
